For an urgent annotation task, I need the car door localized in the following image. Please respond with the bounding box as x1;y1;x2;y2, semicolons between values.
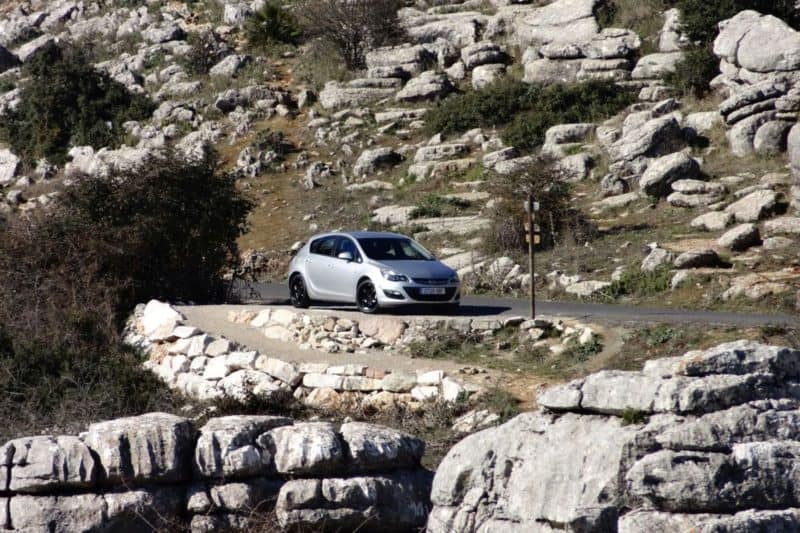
328;237;361;301
305;236;338;300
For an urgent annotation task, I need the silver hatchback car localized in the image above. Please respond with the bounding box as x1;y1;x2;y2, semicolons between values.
287;231;460;313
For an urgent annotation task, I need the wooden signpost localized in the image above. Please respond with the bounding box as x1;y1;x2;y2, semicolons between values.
524;195;539;318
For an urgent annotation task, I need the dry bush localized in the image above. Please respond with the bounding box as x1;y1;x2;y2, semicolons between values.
487;155;596;255
296;0;406;69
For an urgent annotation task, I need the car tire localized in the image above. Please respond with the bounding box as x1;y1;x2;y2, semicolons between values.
356;279;380;314
289;274;311;308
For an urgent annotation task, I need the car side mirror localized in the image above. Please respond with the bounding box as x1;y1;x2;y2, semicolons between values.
337;251;354;262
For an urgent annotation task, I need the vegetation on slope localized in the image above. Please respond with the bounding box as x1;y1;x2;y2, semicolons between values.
0;43;155;166
424;79;635;151
0;152;252;439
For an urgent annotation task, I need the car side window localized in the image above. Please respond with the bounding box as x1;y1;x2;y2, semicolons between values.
335;237;361;262
310;237;337;256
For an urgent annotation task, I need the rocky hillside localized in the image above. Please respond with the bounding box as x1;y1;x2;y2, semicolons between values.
0;0;798;314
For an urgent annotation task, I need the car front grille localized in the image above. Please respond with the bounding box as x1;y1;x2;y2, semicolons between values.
411;278;451;285
404;287;458;302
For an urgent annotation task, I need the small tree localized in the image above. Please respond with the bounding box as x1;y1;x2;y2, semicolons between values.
488;156;595;253
297;0;405;70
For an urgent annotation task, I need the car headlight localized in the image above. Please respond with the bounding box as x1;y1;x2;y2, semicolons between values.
381;269;409;282
449;274;460;284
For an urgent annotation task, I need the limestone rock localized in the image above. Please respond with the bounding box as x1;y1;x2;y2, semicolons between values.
353;147;403;177
84;412;193;484
396;70;453;101
724;189;784;222
194;415;292;479
277;471;432;532
607;116;683;162
259;423;344;475
717;223;761;251
673;249;727;269
340;422;424;472
639;152;700;197
2;436;96;493
714;10;800;73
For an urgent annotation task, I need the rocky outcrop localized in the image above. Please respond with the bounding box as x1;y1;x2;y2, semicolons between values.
428;341;800;532
1;413;431;532
712;11;800;156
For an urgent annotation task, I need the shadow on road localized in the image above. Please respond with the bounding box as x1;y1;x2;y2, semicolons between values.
236;300;512;317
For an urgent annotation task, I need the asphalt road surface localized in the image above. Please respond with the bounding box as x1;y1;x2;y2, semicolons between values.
231;281;798;327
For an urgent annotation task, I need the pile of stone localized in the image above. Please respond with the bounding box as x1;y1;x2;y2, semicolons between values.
0;412;432;532
129;301;478;408
428;340;800;531
712;11;800;156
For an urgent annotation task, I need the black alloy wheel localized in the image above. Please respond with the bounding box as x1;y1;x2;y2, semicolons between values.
290;275;311;308
357;280;379;314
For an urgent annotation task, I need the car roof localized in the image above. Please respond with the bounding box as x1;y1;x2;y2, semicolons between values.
309;230;410;240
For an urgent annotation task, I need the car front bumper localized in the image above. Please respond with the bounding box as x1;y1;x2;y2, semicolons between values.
375;279;461;306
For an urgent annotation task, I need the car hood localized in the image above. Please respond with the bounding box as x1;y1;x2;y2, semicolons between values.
372;260;456;279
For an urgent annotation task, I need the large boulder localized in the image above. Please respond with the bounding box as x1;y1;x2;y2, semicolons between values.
352;147;403;177
340;422;425;473
506;0;599;50
84;412;193;485
258;422;345;475
2;437;96;493
639;152;700;197
278;471;432;532
724;189;785;222
396;70;453;101
194;415;293;479
714;10;800;73
428;340;800;531
607;116;683;163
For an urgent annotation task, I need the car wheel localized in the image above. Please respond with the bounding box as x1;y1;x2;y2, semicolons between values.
356;280;380;314
289;275;311;308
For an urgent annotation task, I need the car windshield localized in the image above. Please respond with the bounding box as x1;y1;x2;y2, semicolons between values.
357;237;434;261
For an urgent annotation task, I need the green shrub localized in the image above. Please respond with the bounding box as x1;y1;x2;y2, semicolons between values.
425;79;634;151
0;44;155;166
666;45;720;97
250;128;293;156
621;408;649;426
0;151;252;437
245;1;303;49
409;194;471;220
502;82;634;150
605;266;673;299
564;336;604;362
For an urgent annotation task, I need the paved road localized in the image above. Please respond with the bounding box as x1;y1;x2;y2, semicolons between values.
231;281;798;327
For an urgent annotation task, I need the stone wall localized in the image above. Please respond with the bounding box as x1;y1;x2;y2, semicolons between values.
0;412;432;532
130;301;484;408
427;340;800;532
